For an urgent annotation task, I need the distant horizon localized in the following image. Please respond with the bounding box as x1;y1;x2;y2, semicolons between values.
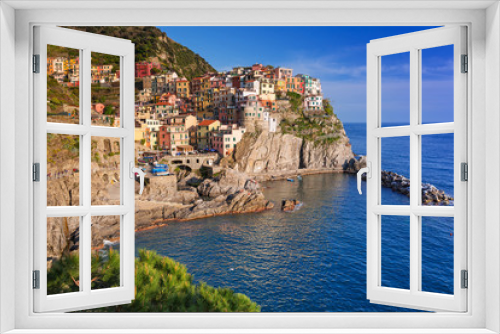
158;26;453;124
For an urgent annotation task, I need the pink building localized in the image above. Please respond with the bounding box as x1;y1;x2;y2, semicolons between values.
274;67;293;80
159;93;177;106
251;63;263;71
135;62;161;78
209;124;246;157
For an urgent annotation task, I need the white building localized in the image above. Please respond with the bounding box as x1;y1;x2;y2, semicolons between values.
303;95;323;111
263;112;279;133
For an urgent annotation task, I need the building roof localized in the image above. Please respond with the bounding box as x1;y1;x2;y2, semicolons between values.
198;119;218;126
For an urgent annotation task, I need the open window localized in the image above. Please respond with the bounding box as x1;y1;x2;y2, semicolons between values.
33;26;136;312
362;26;467;312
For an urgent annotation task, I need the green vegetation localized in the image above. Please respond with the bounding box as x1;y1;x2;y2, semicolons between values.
47;134;80;164
48;250;260;312
324;99;334;116
47;75;79;112
286;91;303;113
91;52;120;70
279;111;346;146
103;105;114;115
65;26;216;80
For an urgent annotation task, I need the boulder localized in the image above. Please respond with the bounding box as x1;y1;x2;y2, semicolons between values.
281;199;302;212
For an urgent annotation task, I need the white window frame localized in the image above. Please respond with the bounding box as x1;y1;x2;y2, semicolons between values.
1;1;499;333
33;26;136;313
365;26;467;312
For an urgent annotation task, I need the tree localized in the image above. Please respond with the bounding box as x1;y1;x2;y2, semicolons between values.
47;249;261;312
150;67;162;75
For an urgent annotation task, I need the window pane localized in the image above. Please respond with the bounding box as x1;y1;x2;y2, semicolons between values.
381;137;410;205
91;215;121;290
91;52;120;127
47;216;81;295
381;52;410;126
421;216;454;294
47;45;80;124
91;137;121;205
421;133;454;206
381;215;410;290
47;133;80;206
421;45;454;124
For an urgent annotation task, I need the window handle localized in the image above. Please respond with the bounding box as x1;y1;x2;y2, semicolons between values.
357;162;371;195
129;162;146;195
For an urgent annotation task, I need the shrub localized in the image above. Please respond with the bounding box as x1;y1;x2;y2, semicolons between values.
47;250;260;312
103;105;114;115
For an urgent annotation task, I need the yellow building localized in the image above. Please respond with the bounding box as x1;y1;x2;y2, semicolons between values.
197;119;220;150
175;79;190;98
274;79;286;93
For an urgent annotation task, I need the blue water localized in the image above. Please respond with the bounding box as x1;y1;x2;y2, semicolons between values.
134;123;455;312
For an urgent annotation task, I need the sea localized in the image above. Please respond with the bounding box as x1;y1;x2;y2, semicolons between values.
135;122;455;312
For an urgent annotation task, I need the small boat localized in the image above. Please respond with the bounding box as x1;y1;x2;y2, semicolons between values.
297;175;303;181
287;178;295;182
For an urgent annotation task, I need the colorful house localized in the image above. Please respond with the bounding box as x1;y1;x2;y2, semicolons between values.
135;62;161;78
209;125;246;157
197;119;220;150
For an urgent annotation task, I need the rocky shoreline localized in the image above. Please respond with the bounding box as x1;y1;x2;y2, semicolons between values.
362;170;454;205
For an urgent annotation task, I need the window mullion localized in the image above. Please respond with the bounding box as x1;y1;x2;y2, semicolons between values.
81;48;92;294
409;48;420;294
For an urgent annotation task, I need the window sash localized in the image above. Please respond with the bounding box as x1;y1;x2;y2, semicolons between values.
366;26;468;312
33;26;136;313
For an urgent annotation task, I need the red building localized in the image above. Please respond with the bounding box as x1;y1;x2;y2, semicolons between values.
135;62;161;78
231;76;241;89
158;125;170;150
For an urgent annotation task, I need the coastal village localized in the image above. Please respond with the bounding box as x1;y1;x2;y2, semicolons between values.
47;54;326;160
45;33;452;263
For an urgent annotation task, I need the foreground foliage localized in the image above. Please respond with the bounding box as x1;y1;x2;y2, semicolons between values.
47;249;260;312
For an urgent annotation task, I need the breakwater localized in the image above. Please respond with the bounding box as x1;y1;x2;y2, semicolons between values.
362;170;454;205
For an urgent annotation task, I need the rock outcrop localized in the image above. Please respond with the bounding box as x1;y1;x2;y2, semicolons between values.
281;199;302;212
301;140;355;170
357;167;455;206
47;168;273;260
233;131;355;174
233;132;303;174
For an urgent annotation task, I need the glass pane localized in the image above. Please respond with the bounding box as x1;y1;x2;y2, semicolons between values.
421;45;454;124
381;52;410;126
47;133;80;206
46;45;80;124
91;52;120;127
381;215;410;290
91;137;121;205
421;133;454;206
47;216;81;295
421;216;454;294
381;136;410;205
91;215;121;290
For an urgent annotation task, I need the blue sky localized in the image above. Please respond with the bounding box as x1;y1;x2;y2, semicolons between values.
159;26;453;124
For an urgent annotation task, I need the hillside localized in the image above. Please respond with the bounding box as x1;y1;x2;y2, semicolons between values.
65;26;216;80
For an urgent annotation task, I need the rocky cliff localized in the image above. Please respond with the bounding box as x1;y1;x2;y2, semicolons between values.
232;130;355;175
233;132;303;174
47;169;273;261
